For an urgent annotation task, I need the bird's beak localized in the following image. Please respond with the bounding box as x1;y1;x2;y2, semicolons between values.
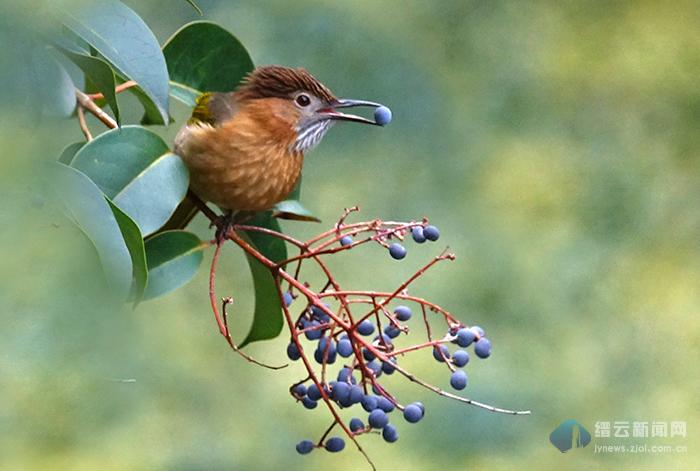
319;99;384;126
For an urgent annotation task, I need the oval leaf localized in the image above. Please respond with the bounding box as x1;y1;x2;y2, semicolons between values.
32;46;76;117
56;47;120;124
273;200;320;222
163;21;254;105
51;162;132;300
71;126;189;236
143;230;204;300
58;141;84;164
239;212;288;347
108;201;147;305
60;0;169;123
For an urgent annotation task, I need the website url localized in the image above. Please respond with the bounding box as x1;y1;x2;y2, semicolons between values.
593;444;688;454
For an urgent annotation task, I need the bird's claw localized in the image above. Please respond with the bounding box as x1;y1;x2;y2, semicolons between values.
213;212;235;244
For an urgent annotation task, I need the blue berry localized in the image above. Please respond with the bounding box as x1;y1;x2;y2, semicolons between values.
362;347;375;362
310;304;330;323
314;347;336;364
452;349;470;367
361;395;377;412
414;401;425;415
315;337;337;364
318;336;332;351
307;384;322;401
450;370;468;390
340;235;353;246
374;105;392;126
389;243;407;260
325;437;345;452
433;344;450;362
287;342;301;361
423;225;440;241
338;396;353;408
337;367;353;383
293;384;307;397
381;359;397;375
376;396;395;413
349;385;363;404
356;319;375;336
302;396;318;409
374;333;392;345
305;321;323;340
282;291;293;307
332;382;351;403
368;409;389;429
403;403;423;423
411;226;426;243
471;325;485;337
384;324;401;339
394;305;412;321
456;328;476;347
349;417;364;432
382;424;399;442
296;439;314;454
474;337;492;358
337;338;353;357
366;360;382;378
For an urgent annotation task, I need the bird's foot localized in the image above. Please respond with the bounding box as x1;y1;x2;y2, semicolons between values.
212;211;235;244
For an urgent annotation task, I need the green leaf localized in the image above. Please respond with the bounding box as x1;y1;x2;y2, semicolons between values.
51;162;132;300
59;0;170;123
108;201;147;305
163;21;254;105
239;212;288;347
55;47;120;124
71;126;189;236
271;177;318;221
128;84;174;125
143;230;205;300
169;82;200;108
58;142;85;164
31;46;76;117
183;0;203;15
273;200;321;222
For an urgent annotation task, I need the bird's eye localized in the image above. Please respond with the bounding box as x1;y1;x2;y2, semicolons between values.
295;94;311;107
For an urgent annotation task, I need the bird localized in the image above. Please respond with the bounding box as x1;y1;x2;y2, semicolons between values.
166;65;390;229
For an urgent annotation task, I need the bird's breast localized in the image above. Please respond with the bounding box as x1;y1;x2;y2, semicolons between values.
176;117;303;211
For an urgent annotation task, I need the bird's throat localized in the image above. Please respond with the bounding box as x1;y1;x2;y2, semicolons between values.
294;120;334;153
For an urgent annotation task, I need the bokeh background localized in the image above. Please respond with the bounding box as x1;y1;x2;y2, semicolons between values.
1;1;698;470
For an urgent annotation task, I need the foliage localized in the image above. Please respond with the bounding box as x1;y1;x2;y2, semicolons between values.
41;0;312;342
38;4;530;466
4;1;699;470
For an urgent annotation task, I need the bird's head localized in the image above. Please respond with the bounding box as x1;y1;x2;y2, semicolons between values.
234;65;389;153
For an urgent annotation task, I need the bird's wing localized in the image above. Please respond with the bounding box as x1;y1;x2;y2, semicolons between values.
189;92;239;126
163;92;241;232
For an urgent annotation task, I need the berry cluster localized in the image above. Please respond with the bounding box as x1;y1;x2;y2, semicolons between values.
287;301;494;455
387;224;440;260
208;208;529;468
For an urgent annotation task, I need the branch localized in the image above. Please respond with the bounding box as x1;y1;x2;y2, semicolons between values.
75;89;117;129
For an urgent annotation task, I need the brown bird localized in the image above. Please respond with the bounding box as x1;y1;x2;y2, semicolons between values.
168;65;388;227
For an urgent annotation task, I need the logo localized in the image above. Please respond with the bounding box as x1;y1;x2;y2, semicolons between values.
550;419;591;453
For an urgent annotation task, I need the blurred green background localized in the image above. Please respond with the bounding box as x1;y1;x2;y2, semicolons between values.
1;0;698;470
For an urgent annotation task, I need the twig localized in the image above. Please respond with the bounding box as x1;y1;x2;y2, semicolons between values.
75;89;117;129
76;105;93;141
87;80;138;100
209;240;286;370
